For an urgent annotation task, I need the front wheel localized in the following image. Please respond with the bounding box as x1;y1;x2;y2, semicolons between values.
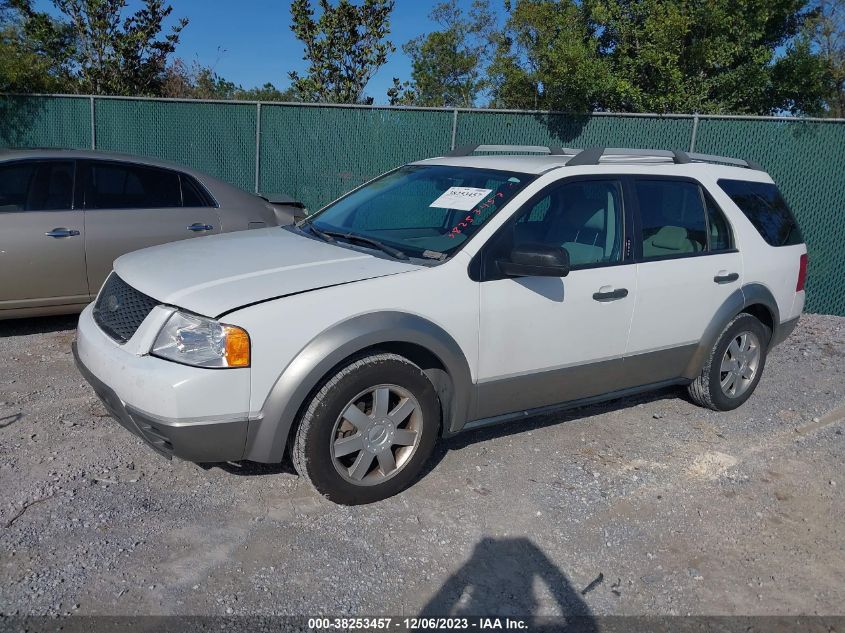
292;352;440;505
688;313;769;411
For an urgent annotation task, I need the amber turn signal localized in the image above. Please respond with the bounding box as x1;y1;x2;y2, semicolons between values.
223;325;250;367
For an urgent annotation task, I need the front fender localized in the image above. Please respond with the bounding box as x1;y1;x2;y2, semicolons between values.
243;312;473;463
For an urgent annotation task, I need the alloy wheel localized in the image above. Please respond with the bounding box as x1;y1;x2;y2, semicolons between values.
719;331;762;398
330;384;423;486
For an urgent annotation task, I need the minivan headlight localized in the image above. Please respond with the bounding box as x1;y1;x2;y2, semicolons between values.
152;311;250;368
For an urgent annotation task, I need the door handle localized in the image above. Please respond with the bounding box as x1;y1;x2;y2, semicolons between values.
714;272;739;284
593;288;629;302
45;227;80;238
187;223;214;232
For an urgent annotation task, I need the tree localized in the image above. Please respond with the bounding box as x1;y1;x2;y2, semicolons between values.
806;0;845;116
1;1;73;92
161;58;299;102
587;0;828;114
398;0;496;107
489;0;619;111
12;0;188;96
288;0;395;103
490;0;833;115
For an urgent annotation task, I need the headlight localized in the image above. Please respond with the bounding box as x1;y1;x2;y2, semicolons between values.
151;311;250;368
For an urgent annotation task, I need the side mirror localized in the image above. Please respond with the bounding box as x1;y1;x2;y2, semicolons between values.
497;242;570;278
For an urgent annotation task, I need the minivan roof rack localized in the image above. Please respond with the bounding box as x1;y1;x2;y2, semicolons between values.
566;147;764;170
447;144;578;157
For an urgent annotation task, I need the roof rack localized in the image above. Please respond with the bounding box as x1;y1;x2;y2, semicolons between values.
566;147;764;170
447;144;579;157
445;144;763;170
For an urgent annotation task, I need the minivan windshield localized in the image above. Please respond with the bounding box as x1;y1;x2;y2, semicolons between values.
303;165;533;261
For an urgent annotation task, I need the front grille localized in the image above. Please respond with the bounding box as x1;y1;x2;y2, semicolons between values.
93;274;159;343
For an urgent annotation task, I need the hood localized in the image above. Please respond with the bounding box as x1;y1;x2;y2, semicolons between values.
113;227;419;317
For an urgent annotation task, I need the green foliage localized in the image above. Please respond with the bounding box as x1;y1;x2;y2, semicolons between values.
1;0;76;92
288;0;395;103
490;0;835;115
806;0;845;116
396;0;496;107
161;58;298;102
489;0;619;111
11;0;187;96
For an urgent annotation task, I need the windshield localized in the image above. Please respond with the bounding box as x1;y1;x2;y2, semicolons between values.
306;165;533;260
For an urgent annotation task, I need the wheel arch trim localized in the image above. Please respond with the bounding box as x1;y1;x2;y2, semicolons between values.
682;282;780;380
243;312;473;463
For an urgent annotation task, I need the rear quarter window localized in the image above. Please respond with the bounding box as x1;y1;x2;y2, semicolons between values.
717;179;803;246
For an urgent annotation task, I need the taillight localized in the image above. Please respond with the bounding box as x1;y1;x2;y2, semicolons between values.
796;253;808;292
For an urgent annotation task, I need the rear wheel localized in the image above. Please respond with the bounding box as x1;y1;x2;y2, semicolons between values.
688;313;769;411
292;352;440;504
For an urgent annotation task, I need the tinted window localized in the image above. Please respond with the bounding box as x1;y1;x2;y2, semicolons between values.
490;179;624;270
0;161;74;212
718;179;802;246
28;162;74;210
637;180;707;259
0;163;36;211
181;174;211;207
705;195;732;251
88;162;181;209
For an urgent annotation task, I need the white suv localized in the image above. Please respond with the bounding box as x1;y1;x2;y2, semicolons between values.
73;146;807;504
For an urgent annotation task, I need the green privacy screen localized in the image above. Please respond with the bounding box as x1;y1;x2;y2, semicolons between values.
94;98;257;191
455;110;695;150
694;118;845;316
0;95;91;149
1;95;843;315
259;104;454;209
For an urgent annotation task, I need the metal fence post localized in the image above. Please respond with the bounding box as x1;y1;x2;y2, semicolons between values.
689;113;699;152
450;108;458;151
89;96;96;150
254;102;262;194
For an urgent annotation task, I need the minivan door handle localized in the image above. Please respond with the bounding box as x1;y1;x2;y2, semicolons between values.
714;272;739;284
593;287;629;302
187;223;214;232
45;227;80;238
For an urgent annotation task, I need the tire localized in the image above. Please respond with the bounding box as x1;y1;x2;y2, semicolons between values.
291;352;440;505
687;313;770;411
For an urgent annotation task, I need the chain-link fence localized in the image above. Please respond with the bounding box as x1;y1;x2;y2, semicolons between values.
2;94;844;315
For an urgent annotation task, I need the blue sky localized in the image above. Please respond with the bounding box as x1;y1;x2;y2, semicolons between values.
32;0;506;104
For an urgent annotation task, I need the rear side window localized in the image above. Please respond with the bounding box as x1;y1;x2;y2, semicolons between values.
636;180;707;259
705;195;733;251
88;162;181;209
180;174;213;207
717;179;802;246
0;161;74;212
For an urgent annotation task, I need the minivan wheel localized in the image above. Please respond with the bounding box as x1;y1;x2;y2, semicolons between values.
687;313;770;411
292;352;440;505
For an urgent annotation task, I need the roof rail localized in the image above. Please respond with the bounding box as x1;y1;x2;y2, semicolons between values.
447;144;578;157
566;147;763;170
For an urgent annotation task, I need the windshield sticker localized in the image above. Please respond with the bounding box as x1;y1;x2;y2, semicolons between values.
422;250;447;261
446;191;504;238
430;187;493;211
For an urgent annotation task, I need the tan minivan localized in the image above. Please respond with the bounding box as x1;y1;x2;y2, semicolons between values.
0;149;303;319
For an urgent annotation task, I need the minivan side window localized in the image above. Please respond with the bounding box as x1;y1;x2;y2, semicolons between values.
717;179;802;246
705;195;733;251
0;161;74;212
88;162;181;209
485;178;624;276
636;180;708;260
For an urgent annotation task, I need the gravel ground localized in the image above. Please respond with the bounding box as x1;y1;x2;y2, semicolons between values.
0;313;843;619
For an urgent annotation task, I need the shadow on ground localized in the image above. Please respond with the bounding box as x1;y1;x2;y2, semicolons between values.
420;537;598;632
0;315;78;338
